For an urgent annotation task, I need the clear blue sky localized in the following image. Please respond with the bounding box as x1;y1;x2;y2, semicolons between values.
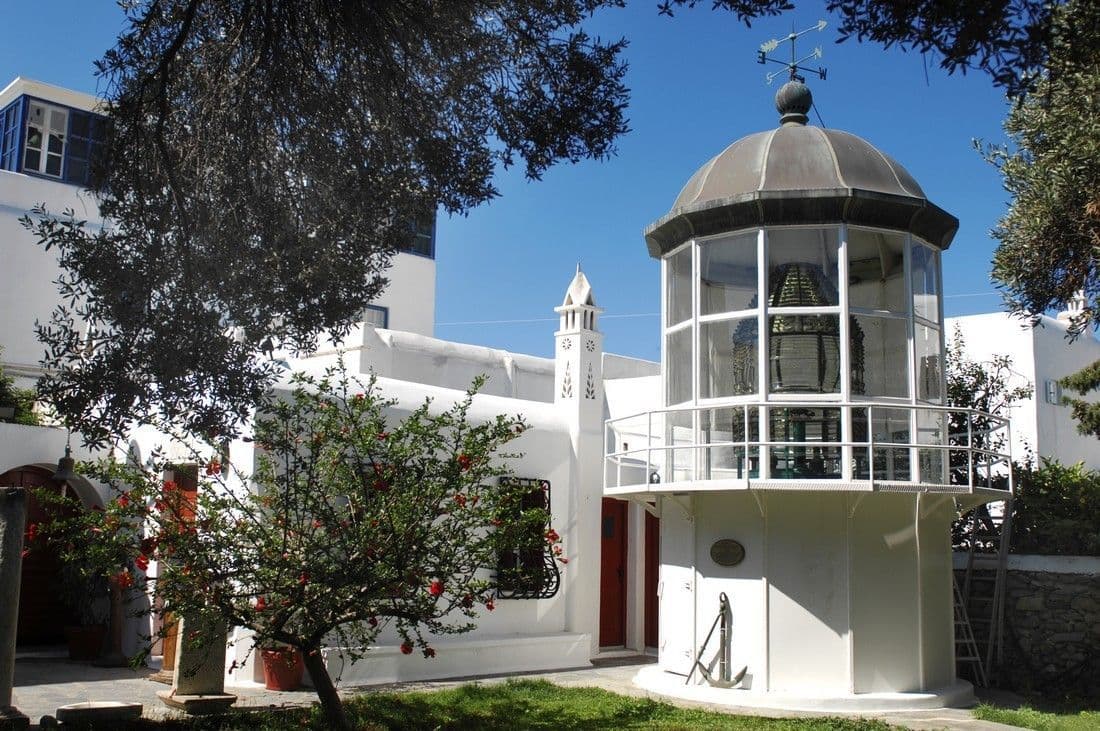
0;2;1015;363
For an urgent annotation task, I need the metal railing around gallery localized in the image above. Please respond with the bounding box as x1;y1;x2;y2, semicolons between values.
605;402;1013;494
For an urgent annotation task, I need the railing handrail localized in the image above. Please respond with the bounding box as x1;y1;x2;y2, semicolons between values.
606;400;1009;430
604;400;1013;495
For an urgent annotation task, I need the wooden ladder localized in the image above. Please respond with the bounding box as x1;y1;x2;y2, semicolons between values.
953;573;988;687
960;500;1013;684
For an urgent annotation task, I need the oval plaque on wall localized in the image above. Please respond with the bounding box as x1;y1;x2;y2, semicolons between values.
710;539;745;567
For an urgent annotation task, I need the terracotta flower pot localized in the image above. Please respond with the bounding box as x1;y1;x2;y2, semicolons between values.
64;624;107;661
261;648;305;691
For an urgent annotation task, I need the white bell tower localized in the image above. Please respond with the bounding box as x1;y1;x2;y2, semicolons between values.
553;265;605;657
554;265;603;411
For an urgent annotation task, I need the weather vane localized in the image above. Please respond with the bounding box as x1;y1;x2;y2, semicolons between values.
757;20;828;85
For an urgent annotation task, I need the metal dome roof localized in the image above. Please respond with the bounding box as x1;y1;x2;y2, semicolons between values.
644;82;958;257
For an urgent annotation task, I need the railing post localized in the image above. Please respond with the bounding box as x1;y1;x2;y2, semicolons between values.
867;405;875;489
966;411;974;494
743;404;751;486
647;410;653;487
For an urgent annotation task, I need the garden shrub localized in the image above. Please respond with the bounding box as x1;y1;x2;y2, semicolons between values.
1011;459;1100;556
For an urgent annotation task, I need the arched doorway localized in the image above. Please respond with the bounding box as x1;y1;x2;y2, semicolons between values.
0;464;97;647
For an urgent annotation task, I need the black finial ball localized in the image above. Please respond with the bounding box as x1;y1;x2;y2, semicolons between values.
775;80;812;126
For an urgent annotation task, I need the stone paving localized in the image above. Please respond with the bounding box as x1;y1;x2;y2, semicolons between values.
10;652;1025;729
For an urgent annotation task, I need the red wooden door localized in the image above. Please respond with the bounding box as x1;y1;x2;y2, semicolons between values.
599;498;627;647
1;466;79;646
644;511;660;649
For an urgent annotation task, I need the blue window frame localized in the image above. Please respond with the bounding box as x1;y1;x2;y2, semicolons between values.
363;305;389;328
0;94;108;184
403;215;435;259
0;100;21;171
64;109;108;186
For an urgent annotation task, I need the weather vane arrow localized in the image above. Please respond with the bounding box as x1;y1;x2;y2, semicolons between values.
757;19;828;85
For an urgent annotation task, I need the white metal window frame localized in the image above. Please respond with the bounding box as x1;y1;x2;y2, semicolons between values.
23;101;68;178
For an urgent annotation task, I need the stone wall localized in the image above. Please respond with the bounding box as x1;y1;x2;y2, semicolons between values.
985;556;1100;696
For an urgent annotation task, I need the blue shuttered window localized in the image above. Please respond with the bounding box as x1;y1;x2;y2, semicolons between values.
64;110;107;186
0;99;22;172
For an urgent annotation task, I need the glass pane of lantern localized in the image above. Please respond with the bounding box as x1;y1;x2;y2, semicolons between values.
663;408;694;482
767;314;841;393
851;407;912;480
700;231;757;316
700;317;758;398
666;246;692;326
768;407;842;479
700;406;759;479
850;315;909;398
915;324;943;402
911;242;941;322
847;228;907;312
915;408;948;484
875;408;911;480
767;228;839;306
665;327;692;405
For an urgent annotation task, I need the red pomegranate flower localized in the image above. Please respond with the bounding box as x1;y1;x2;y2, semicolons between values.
453;493;467;508
205;460;221;476
400;642;413;655
545;528;560;543
457;454;472;471
254;596;267;612
135;554;149;571
113;570;134;589
423;647;436;658
429;580;444;597
485;598;495;612
116;493;131;508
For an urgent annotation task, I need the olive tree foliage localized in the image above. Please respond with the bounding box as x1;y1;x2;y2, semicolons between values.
981;0;1100;437
33;365;560;731
662;0;1084;98
25;1;1085;448
24;0;632;447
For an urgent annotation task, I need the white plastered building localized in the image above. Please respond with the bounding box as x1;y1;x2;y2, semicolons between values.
0;77;662;686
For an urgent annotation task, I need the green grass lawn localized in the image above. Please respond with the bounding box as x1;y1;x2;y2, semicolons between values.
119;680;897;731
974;702;1100;731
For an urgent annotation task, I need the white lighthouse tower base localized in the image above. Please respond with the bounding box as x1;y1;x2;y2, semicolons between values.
638;489;981;712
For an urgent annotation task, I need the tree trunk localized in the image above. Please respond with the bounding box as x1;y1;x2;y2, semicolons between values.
301;646;349;731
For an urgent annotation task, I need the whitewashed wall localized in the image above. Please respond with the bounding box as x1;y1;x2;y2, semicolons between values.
0;171;102;388
371;250;436;337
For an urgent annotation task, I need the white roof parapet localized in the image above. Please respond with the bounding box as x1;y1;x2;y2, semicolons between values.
0;77;106;114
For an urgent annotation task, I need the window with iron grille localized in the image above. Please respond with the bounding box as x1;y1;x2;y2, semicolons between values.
496;477;560;599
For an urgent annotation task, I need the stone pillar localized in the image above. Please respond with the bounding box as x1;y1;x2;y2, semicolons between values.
155;614;236;714
0;487;30;729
